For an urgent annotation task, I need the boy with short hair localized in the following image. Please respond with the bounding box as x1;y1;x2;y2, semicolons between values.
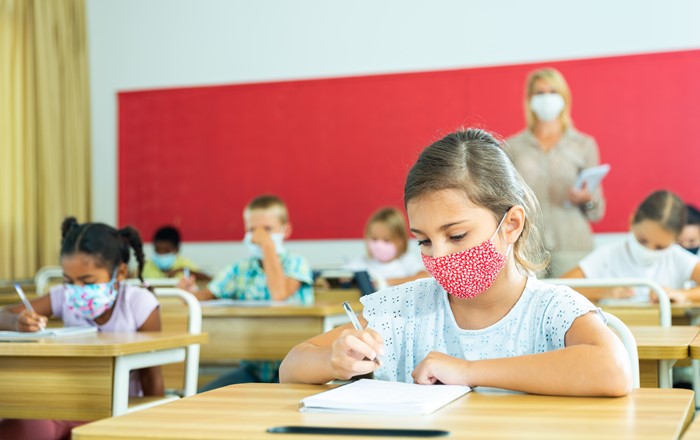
180;195;314;389
143;225;210;281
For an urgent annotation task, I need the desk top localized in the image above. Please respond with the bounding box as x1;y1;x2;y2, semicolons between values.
630;326;699;359
0;331;208;357
201;301;362;318
72;383;694;440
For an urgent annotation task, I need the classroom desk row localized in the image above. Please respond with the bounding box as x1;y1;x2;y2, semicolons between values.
71;383;695;440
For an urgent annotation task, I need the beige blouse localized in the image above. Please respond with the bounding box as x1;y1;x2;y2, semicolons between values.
505;128;606;254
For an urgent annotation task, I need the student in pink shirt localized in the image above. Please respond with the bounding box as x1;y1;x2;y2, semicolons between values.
0;217;162;440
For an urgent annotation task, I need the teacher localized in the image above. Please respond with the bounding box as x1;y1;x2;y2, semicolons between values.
506;67;605;277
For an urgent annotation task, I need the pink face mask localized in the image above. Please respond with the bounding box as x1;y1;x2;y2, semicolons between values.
422;213;511;299
368;239;398;263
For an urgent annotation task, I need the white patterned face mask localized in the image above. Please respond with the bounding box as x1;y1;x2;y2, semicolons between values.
65;267;119;319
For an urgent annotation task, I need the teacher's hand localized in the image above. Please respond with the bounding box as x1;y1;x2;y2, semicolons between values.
568;182;593;205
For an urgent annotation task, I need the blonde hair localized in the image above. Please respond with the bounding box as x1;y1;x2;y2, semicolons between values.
404;128;549;273
365;207;409;256
525;67;572;131
243;194;289;224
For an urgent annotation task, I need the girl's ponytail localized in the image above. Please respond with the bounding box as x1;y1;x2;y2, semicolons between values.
119;226;146;284
61;217;80;240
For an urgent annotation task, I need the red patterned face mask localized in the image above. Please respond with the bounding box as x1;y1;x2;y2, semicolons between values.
421;214;510;299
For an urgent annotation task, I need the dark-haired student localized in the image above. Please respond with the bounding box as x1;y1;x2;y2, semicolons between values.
0;217;163;440
679;204;700;257
563;190;700;303
143;225;211;281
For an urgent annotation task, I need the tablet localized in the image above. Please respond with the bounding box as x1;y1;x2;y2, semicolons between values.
573;164;610;193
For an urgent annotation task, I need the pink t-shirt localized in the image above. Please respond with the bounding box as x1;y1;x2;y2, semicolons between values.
50;284;160;396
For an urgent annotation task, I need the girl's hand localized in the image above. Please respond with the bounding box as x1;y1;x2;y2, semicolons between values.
176;275;198;293
330;328;384;380
610;287;635;299
412;351;470;385
16;310;48;332
655;288;689;304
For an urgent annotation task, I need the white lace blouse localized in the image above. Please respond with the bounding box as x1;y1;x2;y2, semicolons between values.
360;277;600;383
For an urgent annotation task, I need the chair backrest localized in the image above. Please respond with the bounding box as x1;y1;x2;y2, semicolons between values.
34;266;64;296
601;311;640;389
153;288;202;397
543;278;672;327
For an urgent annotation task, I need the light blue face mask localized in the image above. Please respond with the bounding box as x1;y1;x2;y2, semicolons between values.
152;252;177;270
243;232;285;259
65;267;119;320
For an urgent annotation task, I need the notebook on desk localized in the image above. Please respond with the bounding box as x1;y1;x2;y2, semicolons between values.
299;379;471;415
0;326;97;341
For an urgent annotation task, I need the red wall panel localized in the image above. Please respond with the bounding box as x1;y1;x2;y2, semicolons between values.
118;49;700;241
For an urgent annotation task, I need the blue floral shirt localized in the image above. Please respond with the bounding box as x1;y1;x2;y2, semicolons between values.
207;252;314;304
206;252;314;382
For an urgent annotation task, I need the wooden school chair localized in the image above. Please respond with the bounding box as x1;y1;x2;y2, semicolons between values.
154;288;202;397
126;288;202;413
34;265;63;295
546;278;684;389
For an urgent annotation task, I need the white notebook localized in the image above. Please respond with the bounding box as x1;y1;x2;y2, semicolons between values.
0;326;97;341
299;379;471;415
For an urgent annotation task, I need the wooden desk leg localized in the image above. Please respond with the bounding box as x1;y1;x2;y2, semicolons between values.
113;348;186;416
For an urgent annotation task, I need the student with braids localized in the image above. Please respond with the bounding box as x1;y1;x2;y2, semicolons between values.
0;217;163;440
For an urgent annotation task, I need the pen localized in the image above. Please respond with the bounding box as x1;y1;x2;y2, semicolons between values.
342;301;381;364
183;267;190;280
342;301;363;331
14;284;45;331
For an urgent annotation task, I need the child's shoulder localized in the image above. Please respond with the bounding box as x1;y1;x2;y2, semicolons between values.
279;252;312;272
524;277;596;310
361;278;441;310
122;284;159;305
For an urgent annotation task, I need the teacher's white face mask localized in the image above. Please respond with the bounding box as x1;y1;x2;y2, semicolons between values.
530;93;565;122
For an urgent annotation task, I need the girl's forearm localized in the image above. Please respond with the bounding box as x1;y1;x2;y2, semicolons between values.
279;342;336;384
0;309;18;330
469;344;630;396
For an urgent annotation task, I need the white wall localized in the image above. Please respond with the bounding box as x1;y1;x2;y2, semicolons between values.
87;0;700;271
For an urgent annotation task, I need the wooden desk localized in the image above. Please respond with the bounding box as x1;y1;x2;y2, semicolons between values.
598;302;700;327
683;416;700;439
0;331;208;420
200;301;359;362
631;326;699;388
72;383;694;440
